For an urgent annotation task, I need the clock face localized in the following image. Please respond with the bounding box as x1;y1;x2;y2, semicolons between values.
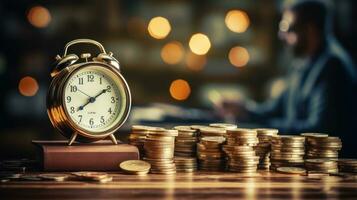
63;65;128;133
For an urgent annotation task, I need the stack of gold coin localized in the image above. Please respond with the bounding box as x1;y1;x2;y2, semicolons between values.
174;157;197;172
302;134;342;159
223;128;259;173
128;125;160;158
143;128;178;174
305;158;338;173
270;135;305;170
197;136;226;171
254;128;279;170
119;160;151;175
337;159;357;173
174;126;198;157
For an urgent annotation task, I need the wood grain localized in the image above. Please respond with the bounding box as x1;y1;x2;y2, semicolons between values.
1;171;357;199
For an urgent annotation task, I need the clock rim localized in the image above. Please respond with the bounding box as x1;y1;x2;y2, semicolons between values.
47;61;131;140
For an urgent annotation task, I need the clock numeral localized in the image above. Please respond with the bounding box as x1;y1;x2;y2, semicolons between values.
66;96;71;103
100;116;105;124
100;77;102;85
78;77;84;85
87;75;94;82
78;115;82;123
70;107;75;114
70;85;77;92
106;85;111;92
89;118;94;126
108;107;112;114
111;97;115;103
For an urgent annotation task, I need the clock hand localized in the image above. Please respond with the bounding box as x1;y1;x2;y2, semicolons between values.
78;89;107;111
93;89;107;99
77;88;91;98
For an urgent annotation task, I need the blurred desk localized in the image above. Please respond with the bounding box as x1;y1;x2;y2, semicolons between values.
1;172;357;199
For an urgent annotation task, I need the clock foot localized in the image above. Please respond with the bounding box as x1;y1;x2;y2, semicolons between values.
68;133;78;146
109;134;118;145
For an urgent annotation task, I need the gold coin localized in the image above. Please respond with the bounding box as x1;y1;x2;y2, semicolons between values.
120;160;151;173
209;123;238;130
71;172;109;181
301;132;329;137
277;167;306;174
38;173;69;182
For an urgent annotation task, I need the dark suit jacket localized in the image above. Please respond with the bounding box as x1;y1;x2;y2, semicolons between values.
250;38;357;156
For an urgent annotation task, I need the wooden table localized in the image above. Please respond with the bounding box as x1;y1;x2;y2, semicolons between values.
1;171;357;199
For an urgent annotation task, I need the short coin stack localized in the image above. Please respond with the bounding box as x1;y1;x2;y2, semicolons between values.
223;128;259;173
302;133;342;159
143;128;178;174
338;159;357;173
305;158;338;173
197;136;226;171
254;128;279;170
270;135;305;170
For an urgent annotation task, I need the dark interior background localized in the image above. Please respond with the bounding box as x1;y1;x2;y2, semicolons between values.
0;0;356;159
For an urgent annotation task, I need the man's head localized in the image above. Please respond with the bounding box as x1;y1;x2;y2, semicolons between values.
279;0;332;56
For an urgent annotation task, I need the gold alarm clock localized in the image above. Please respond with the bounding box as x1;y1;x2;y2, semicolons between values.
47;39;131;145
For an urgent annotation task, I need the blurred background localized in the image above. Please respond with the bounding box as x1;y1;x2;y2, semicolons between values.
0;0;356;159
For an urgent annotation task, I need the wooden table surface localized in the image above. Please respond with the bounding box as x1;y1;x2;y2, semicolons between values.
1;171;357;200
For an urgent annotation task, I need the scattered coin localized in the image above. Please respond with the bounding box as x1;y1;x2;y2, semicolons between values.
38;173;69;182
277;167;306;174
120;160;151;175
72;171;112;182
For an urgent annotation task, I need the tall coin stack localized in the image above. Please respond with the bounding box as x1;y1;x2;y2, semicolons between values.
254;128;279;170
223;128;259;173
143;128;178;174
197;136;226;171
302;133;342;159
270;135;305;170
173;126;198;172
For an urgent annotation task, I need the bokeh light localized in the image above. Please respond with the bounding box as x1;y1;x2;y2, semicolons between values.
189;33;211;55
161;41;184;65
18;76;39;97
147;16;171;39
27;6;51;28
169;79;191;101
185;52;206;71
225;10;250;33
228;46;250;67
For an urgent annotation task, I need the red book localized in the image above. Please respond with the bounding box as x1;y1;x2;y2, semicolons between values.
32;140;139;171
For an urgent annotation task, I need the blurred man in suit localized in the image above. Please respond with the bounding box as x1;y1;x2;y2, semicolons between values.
216;0;357;156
